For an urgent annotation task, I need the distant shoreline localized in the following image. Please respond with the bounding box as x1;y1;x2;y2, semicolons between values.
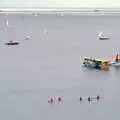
0;7;120;15
0;7;120;12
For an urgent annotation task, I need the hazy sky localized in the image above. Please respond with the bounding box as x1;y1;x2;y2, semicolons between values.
0;0;120;7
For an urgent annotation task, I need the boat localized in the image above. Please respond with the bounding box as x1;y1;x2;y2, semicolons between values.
111;54;120;67
83;57;110;71
99;37;110;40
97;32;110;40
5;40;19;45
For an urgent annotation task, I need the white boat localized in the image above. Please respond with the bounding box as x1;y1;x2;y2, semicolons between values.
97;32;110;40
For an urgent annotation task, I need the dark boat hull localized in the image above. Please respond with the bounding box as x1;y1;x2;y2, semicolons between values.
5;42;19;45
99;37;110;40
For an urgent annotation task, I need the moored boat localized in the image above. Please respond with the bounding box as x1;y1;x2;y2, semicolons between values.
83;57;110;71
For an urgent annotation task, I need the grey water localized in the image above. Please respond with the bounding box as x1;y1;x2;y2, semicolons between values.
0;13;120;120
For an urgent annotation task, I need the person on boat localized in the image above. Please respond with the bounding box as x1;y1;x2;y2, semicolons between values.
88;97;91;103
79;97;83;103
80;97;82;101
48;97;54;104
96;95;100;101
58;97;62;104
9;40;13;43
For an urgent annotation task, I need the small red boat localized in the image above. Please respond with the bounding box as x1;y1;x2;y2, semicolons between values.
5;40;19;45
